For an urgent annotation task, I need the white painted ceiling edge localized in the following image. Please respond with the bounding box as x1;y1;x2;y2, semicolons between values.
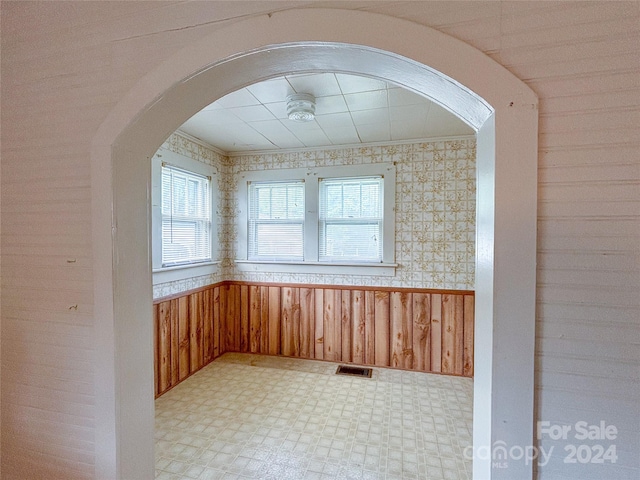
91;8;538;479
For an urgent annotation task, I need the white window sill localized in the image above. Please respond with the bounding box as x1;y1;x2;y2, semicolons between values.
235;260;397;276
152;261;221;284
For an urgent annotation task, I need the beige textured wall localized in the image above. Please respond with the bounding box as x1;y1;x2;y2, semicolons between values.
156;134;476;298
1;2;638;479
226;139;476;290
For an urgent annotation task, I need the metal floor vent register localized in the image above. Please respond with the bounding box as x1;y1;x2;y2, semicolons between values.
336;365;373;378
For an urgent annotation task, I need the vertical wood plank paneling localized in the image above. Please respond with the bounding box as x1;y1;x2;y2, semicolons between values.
219;284;227;355
454;295;464;375
177;296;190;381
390;292;402;368
240;285;249;353
413;293;431;372
390;292;413;369
157;301;171;395
402;292;414;369
154;283;474;399
260;286;270;354
249;285;261;353
153;305;158;396
341;290;351;363
292;288;301;357
464;295;475;377
152;304;159;396
441;294;459;374
233;284;242;352
282;286;295;357
314;289;324;360
189;291;203;373
203;288;213;364
430;294;442;373
299;288;314;358
323;289;337;361
352;290;365;365
213;286;220;358
268;286;280;355
170;299;179;386
374;291;390;367
364;290;376;365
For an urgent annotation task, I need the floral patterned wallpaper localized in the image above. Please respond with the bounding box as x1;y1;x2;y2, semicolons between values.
152;132;227;299
225;139;476;290
154;133;476;298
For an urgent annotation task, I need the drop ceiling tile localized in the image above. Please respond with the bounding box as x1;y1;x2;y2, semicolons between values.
336;73;387;94
298;130;332;147
215;88;260;108
283;119;321;135
356;123;391;143
322;126;361;146
246;78;295;104
315;112;354;129
250;120;304;149
225;126;273;151
202;101;225;111
389;104;429;125
178;73;472;153
286;73;342;97
344;90;388;112
228;104;276;123
315;95;349;115
350;108;389;126
390;120;429;141
425;104;475;137
263;101;288;120
284;124;331;147
176;124;219;147
182;109;243;127
182;120;248;150
388;87;430;107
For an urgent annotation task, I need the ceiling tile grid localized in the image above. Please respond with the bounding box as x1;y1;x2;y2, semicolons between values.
180;73;473;152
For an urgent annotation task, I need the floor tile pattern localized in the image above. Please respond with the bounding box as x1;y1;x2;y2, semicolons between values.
155;354;473;479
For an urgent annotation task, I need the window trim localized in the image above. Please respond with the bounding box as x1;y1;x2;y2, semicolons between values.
237;163;396;275
318;175;385;263
151;148;219;284
247;179;306;261
161;164;212;267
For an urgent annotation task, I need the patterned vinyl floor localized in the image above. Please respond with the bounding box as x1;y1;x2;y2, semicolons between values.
155;353;473;480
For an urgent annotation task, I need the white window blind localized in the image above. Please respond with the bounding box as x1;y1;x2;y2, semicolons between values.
319;176;383;262
248;181;305;260
161;164;212;266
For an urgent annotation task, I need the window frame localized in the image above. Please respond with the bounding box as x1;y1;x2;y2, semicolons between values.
318;175;385;263
247;180;306;261
237;163;396;276
151;148;219;284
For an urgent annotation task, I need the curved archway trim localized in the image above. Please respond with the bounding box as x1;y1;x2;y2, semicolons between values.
91;9;537;480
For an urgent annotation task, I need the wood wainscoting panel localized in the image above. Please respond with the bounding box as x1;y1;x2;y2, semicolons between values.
374;291;390;367
154;282;475;397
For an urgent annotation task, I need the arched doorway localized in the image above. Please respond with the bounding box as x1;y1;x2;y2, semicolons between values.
92;10;537;479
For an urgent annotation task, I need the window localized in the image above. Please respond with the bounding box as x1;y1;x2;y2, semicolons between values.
237;163;396;275
248;181;305;261
161;165;212;266
151;148;217;282
319;176;383;262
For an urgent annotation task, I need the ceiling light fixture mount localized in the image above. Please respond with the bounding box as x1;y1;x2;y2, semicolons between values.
286;93;316;122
